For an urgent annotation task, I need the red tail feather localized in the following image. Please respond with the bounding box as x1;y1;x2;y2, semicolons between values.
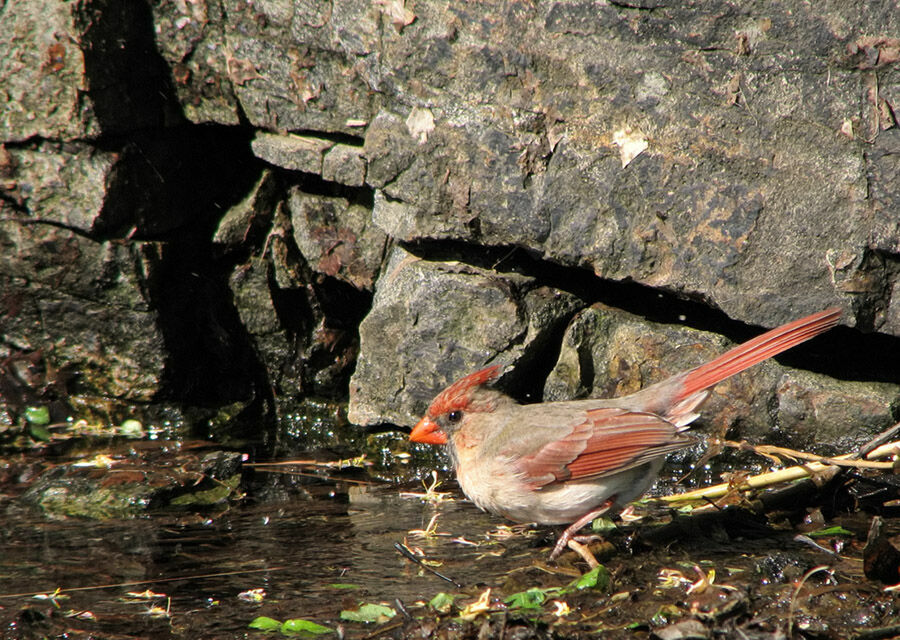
678;307;841;400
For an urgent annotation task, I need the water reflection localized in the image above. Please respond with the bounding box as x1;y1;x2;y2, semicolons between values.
0;474;519;637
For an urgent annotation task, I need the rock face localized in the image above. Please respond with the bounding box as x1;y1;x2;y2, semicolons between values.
544;306;898;448
1;0;898;445
348;246;582;426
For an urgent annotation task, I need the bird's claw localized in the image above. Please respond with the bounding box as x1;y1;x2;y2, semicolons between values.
548;534;603;561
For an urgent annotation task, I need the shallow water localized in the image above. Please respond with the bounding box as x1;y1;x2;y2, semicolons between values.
2;422;900;639
0;464;540;638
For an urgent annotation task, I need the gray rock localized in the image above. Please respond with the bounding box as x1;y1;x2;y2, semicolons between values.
544;305;899;447
348;246;581;426
151;0;240;125
251;132;335;173
0;221;165;401
152;0;380;133
0;143;116;233
0;0;97;140
148;0;900;330
227;255;304;395
773;371;899;451
213;170;280;248
2;0;173;140
288;189;387;290
322;144;367;187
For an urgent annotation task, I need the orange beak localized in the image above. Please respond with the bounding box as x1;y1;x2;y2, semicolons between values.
409;416;447;445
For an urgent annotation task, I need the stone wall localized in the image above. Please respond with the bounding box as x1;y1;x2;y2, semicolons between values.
1;0;897;443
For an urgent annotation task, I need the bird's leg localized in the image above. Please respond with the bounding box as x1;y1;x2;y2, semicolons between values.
549;499;615;560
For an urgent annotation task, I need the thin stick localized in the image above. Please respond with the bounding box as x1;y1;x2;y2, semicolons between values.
660;439;900;504
858;421;900;459
788;565;831;638
0;566;287;600
394;542;462;588
723;440;896;469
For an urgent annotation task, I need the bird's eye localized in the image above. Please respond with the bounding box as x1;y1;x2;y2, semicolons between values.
447;410;463;423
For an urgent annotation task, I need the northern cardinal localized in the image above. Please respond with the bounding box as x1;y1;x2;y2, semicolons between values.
409;308;841;559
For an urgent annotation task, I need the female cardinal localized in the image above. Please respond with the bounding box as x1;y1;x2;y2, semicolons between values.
409;307;841;559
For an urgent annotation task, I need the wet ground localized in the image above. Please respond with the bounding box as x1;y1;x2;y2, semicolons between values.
2;415;900;639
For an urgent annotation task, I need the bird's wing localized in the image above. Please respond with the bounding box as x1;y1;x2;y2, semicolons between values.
513;407;694;489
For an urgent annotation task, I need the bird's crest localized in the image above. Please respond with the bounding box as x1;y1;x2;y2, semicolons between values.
428;365;502;417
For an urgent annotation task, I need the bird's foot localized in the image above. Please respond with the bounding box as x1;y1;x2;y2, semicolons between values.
566;539;601;568
548;501;614;561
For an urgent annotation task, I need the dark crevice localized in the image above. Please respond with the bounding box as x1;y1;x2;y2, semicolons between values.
0;216;97;241
503;309;580;404
305;276;373;396
90;125;261;242
75;0;185;135
139;127;269;418
64;0;279;424
400;238;900;385
279;169;374;209
852;247;900;333
0;196;29;216
149;241;263;402
608;0;667;9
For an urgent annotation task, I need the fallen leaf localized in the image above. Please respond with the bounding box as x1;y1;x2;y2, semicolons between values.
406;107;435;143
375;0;416;32
612;127;648;167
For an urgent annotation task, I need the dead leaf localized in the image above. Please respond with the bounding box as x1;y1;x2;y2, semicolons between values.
406;107;435;143
849;37;900;69
864;516;900;585
612;127;648;167
375;0;416;33
44;43;66;73
226;55;260;86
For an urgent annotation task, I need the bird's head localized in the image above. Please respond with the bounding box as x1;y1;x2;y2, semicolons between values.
409;365;505;445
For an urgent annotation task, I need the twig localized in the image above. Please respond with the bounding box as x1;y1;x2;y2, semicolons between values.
394;542;462;588
788;565;831;638
857;421;900;459
659;439;900;504
0;566;287;600
724;440;896;469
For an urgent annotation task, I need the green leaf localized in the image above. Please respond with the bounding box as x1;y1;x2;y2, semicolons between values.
326;583;360;590
625;621;645;630
248;616;283;631
428;592;457;613
590;516;618;534
568;565;610;592
340;603;396;623
504;587;547;610
24;406;50;426
28;423;52;441
650;604;681;626
807;526;853;538
281;619;332;635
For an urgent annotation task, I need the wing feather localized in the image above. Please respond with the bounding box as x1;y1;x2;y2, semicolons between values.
515;407;694;489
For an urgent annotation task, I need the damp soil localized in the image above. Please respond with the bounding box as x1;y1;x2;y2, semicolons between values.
1;414;900;640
